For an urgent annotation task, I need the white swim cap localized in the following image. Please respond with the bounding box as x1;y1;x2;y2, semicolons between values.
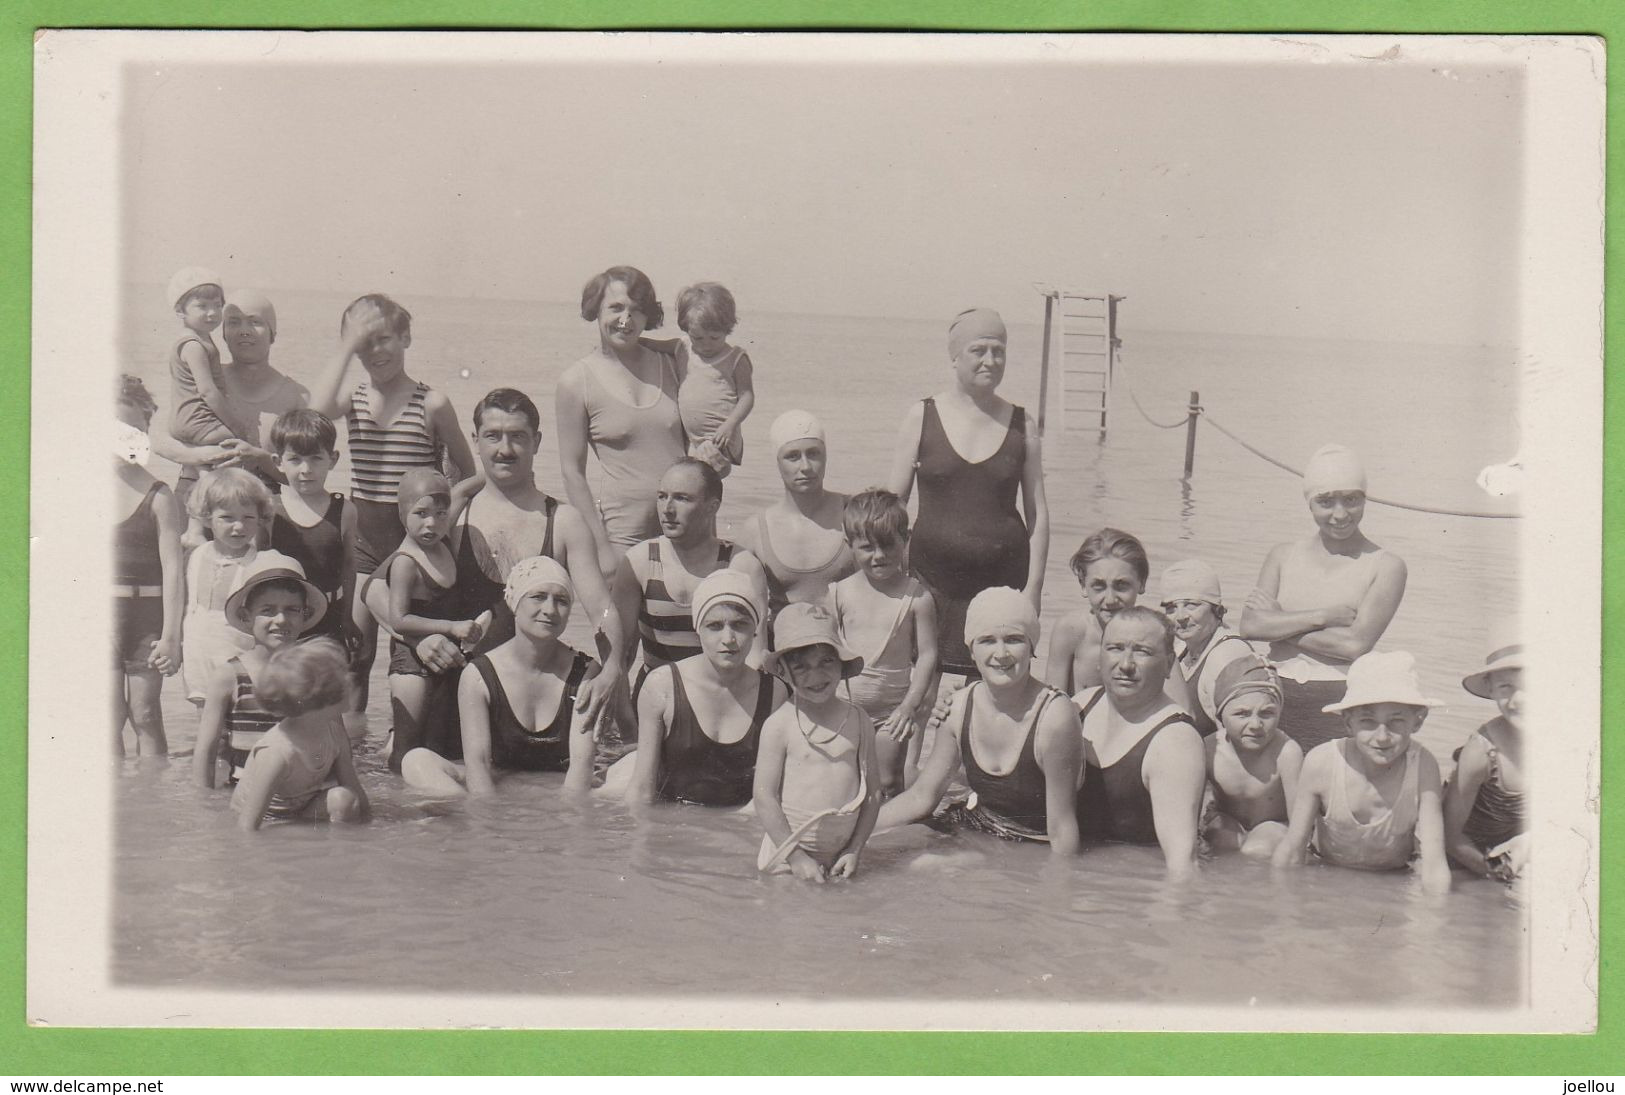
963;586;1039;648
504;555;574;613
1302;443;1367;498
770;409;825;455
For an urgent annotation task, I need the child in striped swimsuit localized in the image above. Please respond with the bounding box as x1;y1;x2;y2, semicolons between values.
308;294;476;717
1443;622;1526;881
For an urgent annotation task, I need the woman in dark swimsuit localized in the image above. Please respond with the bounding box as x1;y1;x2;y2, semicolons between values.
621;569;787;807
888;308;1050;678
876;587;1080;852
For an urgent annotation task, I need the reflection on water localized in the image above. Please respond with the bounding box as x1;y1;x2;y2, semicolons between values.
114;287;1523;1007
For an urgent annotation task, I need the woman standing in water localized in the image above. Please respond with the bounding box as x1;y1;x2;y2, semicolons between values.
734;410;856;620
887;308;1049;679
1239;443;1407;751
555;266;689;575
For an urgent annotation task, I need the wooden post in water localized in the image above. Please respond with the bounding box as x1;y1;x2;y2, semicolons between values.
1036;292;1055;436
1183;391;1200;479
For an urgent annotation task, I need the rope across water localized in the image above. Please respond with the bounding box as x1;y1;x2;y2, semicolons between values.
1108;353;1521;520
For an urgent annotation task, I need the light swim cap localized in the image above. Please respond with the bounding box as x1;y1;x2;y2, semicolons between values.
1213;655;1282;718
770;409;825;455
963;586;1039;648
1160;559;1223;606
224;288;278;339
114;419;151;466
395;468;452;521
167;266;223;311
504;555;574;613
948;307;1007;359
1302;443;1367;499
692;567;762;628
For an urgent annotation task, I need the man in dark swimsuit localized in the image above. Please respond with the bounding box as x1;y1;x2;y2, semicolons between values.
438;388;624;734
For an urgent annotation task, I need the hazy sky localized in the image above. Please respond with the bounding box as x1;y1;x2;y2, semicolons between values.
124;45;1523;344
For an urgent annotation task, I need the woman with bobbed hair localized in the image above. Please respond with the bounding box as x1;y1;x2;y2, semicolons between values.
555;265;688;575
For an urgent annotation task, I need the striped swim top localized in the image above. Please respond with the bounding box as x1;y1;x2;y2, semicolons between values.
638;538;736;669
225;656;280;783
347;381;440;503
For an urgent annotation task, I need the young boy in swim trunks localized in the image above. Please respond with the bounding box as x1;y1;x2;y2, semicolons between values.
193;552;329;789
754;604;882;883
1203;655;1303;857
1272;651;1450;893
829;489;938;796
232;637;369;831
1046;528;1149;694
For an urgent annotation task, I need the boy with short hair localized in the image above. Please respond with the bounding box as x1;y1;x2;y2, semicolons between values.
268;409;358;649
1272;651;1451;893
1203;655;1303;857
754;604;882;883
828;488;938;795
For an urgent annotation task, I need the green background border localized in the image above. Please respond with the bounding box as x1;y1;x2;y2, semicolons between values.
4;1;1613;1076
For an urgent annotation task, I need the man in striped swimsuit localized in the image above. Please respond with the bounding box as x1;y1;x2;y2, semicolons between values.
611;458;769;703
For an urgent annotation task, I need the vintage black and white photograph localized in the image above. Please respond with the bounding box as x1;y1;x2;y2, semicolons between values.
28;31;1601;1030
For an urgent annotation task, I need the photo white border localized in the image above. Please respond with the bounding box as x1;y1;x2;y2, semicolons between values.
27;30;1604;1032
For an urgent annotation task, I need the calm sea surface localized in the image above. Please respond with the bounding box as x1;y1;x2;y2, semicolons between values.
113;285;1523;1009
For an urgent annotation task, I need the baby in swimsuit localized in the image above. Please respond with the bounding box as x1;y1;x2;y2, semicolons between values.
1272;651;1451;893
754;604;882;883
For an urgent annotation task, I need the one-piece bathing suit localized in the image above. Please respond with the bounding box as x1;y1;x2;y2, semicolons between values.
347;381;441;575
223;655;280;784
578;350;688;550
1074;686;1196;845
113;481;165;671
677;345;746;466
831;577;922;724
1460;718;1525;852
1311;739;1421;870
271;492;348;645
908;398;1030;677
753;512;855;620
947;682;1067;842
655;665;776;807
453;495;558;656
469;649;592;772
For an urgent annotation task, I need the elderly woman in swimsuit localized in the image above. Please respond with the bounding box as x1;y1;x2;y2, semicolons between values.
400;556;600;796
876;587;1081;853
1238;443;1408;752
732;410;856;620
555;265;689;576
621;568;788;808
887;307;1049;681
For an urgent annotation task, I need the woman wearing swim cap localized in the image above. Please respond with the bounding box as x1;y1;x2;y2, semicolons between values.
1238;443;1408;751
733;410;856;620
620;568;788;807
875;587;1081;852
887;307;1050;679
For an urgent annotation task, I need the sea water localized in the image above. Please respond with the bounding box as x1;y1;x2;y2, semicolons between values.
111;286;1522;1007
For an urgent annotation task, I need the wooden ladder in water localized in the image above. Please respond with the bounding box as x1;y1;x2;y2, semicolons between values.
1035;287;1123;436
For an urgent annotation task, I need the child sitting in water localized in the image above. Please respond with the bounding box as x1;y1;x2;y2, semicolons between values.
113;376;185;757
829;489;938;796
231;637;369;831
1046;528;1149;694
362;468;490;774
181;468;272;706
1204;655;1303;857
672;281;756;478
754;603;882;883
1443;620;1526;881
193;552;328;788
1272;651;1451;893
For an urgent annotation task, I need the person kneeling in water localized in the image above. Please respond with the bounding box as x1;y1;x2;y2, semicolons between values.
754;604;883;883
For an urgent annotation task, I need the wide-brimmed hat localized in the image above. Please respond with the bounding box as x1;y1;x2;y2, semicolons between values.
761;603;863;680
1463;618;1522;699
1323;650;1443;713
224;551;327;636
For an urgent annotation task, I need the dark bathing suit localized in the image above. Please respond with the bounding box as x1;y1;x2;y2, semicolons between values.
655;666;775;807
909;398;1030;677
953;683;1067;841
1074;686;1196;845
113;482;165;669
271;492;348;645
470;649;591;772
455;496;558;655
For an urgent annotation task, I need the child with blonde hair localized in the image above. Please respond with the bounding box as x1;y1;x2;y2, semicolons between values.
673;281;756;478
181;467;272;705
231;637;369;830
